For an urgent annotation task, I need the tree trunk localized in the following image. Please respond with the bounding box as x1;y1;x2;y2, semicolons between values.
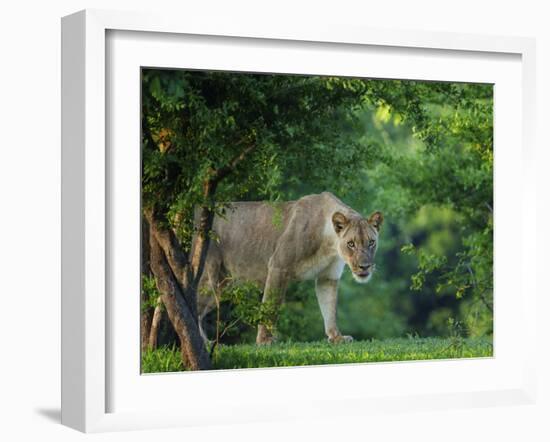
147;298;163;350
146;217;197;317
143;149;254;368
141;300;154;353
148;218;212;370
141;217;155;353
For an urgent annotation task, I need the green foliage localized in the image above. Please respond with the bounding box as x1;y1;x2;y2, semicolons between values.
141;274;160;311
401;243;447;291
141;337;492;372
218;281;280;332
351;81;494;338
142;344;184;373
142;70;372;248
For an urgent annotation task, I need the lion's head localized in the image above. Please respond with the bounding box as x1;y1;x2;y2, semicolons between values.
332;210;384;283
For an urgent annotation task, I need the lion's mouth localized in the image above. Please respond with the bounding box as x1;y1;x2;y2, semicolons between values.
352;270;373;283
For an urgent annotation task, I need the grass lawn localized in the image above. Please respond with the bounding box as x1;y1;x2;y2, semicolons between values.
141;337;493;373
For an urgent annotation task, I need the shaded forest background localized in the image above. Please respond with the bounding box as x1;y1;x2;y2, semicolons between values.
141;69;493;361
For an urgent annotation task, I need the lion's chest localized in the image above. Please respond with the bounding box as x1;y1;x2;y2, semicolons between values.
295;251;345;282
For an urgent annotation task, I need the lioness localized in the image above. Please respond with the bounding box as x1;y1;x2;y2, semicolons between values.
195;192;383;345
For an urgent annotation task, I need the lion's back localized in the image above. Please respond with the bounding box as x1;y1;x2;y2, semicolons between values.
203;193;345;284
212;201;295;283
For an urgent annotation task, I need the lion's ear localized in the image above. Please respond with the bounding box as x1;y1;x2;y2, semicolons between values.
368;211;384;231
332;212;349;235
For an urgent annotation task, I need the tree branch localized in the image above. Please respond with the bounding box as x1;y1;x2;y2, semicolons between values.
212;142;256;184
191;142;257;285
190;201;217;288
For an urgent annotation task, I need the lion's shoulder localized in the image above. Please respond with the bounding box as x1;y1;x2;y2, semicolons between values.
291;192;356;219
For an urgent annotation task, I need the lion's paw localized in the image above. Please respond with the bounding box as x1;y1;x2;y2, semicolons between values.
328;334;354;344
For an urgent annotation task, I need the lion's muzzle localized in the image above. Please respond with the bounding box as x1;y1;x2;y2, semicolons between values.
352;263;375;283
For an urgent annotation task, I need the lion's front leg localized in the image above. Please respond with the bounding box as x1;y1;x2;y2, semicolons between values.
315;278;353;344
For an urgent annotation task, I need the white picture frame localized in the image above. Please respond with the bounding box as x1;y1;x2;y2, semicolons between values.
61;9;537;433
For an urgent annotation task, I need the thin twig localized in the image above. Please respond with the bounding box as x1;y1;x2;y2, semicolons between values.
219;318;241;340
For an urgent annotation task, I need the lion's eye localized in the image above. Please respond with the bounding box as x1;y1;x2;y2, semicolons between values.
368;239;375;248
347;240;355;249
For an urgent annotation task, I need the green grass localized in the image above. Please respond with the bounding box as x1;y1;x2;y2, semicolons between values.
141;337;493;373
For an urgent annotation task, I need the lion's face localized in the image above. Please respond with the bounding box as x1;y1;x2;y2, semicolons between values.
332;211;384;284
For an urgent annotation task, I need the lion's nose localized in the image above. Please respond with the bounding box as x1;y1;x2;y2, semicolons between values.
358;264;373;272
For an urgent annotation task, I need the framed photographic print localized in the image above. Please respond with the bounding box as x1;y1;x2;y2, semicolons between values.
61;9;537;432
